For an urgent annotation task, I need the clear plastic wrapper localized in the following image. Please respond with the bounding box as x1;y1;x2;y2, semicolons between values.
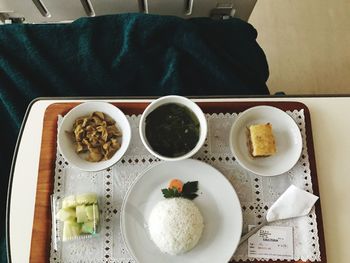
51;192;101;249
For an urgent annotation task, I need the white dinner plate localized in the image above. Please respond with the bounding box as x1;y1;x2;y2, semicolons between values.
229;106;302;176
121;159;242;263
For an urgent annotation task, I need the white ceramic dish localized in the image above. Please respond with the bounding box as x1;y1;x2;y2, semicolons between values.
58;101;131;171
121;159;242;263
139;95;207;161
229;105;302;176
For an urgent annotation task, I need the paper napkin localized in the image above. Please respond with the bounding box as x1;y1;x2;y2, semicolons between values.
266;185;319;222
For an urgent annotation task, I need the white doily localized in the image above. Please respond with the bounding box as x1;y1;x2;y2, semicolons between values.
50;110;321;262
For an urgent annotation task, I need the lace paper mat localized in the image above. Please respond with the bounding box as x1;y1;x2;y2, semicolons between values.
50;110;321;262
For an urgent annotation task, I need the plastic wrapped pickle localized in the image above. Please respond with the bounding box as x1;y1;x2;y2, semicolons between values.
56;193;100;241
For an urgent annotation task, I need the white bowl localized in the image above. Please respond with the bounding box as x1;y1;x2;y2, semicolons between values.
139;95;207;161
58;102;131;171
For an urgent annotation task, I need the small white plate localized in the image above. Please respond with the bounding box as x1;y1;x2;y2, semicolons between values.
229;106;302;176
121;159;242;263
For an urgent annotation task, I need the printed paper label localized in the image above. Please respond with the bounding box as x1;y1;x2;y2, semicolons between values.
248;225;293;259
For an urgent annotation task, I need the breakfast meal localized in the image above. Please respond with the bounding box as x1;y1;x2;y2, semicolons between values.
66;111;122;162
248;123;276;157
56;193;100;241
145;103;200;158
148;179;204;255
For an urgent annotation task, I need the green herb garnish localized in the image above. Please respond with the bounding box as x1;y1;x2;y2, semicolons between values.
161;181;199;200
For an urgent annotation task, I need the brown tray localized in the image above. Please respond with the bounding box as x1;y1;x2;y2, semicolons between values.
30;101;327;263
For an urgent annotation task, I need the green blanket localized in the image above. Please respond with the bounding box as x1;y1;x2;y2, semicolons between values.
0;13;268;262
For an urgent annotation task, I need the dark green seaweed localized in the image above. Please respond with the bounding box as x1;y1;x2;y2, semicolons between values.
145;103;200;157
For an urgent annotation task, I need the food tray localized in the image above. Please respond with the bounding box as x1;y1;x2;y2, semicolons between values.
30;100;327;262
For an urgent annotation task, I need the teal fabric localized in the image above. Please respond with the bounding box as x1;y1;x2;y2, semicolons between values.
0;13;269;262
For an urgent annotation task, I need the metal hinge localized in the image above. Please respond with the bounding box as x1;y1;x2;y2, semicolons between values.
210;3;236;20
0;12;25;24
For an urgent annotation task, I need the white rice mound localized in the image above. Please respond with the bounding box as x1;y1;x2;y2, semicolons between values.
148;197;204;255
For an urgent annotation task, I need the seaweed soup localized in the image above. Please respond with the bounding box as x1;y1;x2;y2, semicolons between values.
145;103;200;157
